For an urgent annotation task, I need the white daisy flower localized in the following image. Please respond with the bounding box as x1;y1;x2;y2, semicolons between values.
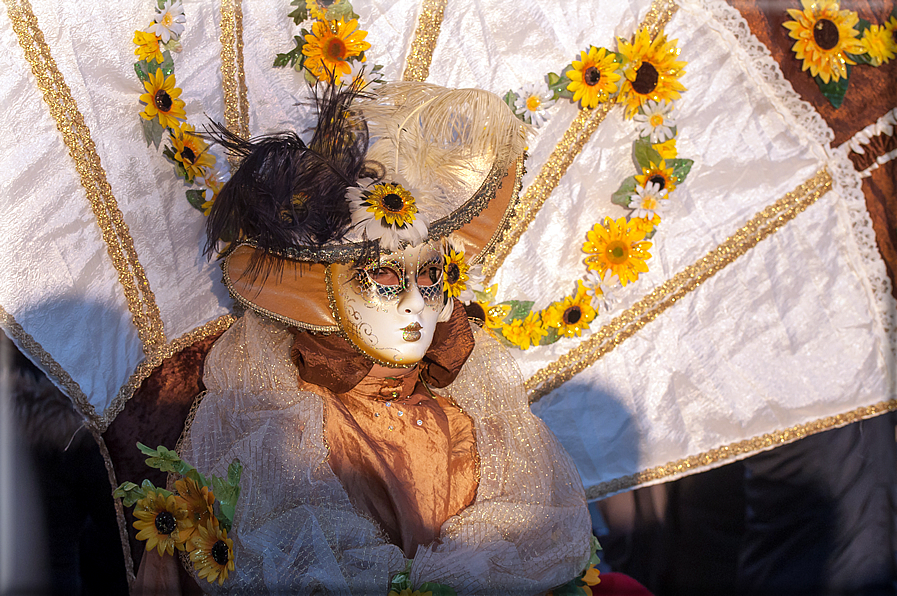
629;182;669;220
458;263;484;304
583;270;621;313
633;100;677;143
513;82;556;128
347;176;429;251
147;0;186;44
340;62;384;91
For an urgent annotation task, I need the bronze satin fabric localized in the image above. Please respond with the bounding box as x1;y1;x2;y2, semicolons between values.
316;370;479;558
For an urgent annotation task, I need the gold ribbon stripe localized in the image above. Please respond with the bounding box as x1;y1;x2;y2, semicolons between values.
6;0;166;354
482;0;680;280
220;0;250;171
585;398;897;499
402;0;448;82
526;169;834;401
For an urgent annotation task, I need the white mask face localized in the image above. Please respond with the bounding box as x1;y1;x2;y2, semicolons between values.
331;243;445;366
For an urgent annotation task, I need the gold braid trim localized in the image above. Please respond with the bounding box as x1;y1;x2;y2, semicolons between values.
6;0;166;354
482;0;679;281
220;0;250;170
98;314;236;433
402;0;448;82
585;399;897;499
92;429;136;586
0;303;98;426
526;169;833;400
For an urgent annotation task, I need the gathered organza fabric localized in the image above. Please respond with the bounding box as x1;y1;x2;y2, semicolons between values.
179;311;591;595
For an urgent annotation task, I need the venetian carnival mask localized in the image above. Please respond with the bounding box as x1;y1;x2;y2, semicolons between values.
331;243;449;366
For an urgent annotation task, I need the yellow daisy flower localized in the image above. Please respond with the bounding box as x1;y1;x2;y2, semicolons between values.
139;69;186;130
783;0;863;83
189;518;235;586
133;30;164;63
618;28;687;119
173;476;215;543
302;19;370;81
653;138;678;159
170;124;216;181
635;160;677;194
566;46;622;108
583;216;652;286
542;281;597;338
859;24;896;66
444;249;470;299
581;564;602;595
502;311;548;350
306;0;331;20
630;214;661;236
132;489;189;556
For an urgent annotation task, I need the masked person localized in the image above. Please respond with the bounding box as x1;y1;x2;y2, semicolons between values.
137;81;593;594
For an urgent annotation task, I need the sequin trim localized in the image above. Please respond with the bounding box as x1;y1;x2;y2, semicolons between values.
526;169;833;400
220;0;250;170
585;398;897;499
481;0;679;281
93;429;137;586
402;0;448;82
6;0;167;355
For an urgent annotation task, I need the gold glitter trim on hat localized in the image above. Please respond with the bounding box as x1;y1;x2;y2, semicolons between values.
6;0;167;355
526;168;833;400
97;314;236;433
93;429;137;585
585;398;897;499
402;0;448;82
220;0;250;170
482;0;680;282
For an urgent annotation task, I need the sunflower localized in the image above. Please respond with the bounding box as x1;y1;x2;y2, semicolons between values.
583;216;652;286
199;172;224;216
302;18;370;80
174;476;216;543
133;30;164;63
566;46;622;109
133;489;189;556
635;160;677;194
139;69;186;130
783;0;863;83
859;24;896;66
501;311;548;350
443;249;470;299
542;281;596;338
618;28;686;119
189;518;235;586
348;178;428;251
170;124;216;181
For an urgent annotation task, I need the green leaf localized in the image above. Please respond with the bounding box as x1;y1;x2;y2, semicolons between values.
633;137;662;170
156;0;166;9
112;481;146;508
211;463;242;533
141;117;165;149
814;66;850;108
418;582;458;596
139;478;172;499
287;5;308;24
327;0;359;21
138;443;194;476
550;578;584;596
502;90;519;111
186;189;206;211
611;176;638;208
134;61;151;83
855;17;872;36
159;51;174;76
275;36;306;68
589;535;602;566
504;300;534;321
302;67;319;85
666;158;694;184
846;51;876;66
539;326;560;346
227;459;243;488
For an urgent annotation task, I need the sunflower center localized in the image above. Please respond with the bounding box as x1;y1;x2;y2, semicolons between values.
154;511;177;535
382;193;404;212
606;240;630;264
813;19;840;50
446;263;461;285
211;540;230;565
154;90;173;112
563;306;582;325
649;175;666;190
526;95;542;111
181;146;196;164
583;66;602;87
649;114;665;127
632;62;659;95
324;37;348;61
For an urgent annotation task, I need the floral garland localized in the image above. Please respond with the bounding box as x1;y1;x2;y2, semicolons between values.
133;0;224;215
784;1;897;108
459;26;691;351
113;444;242;586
